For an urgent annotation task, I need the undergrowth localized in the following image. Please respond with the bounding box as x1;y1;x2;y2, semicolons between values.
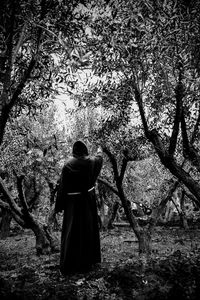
0;227;200;299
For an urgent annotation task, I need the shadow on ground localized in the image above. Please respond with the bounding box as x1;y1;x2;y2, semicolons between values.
0;227;200;299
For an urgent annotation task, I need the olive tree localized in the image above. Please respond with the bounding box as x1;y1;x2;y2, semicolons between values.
69;0;200;253
0;0;90;253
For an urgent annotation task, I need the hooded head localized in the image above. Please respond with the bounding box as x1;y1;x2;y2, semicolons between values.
72;141;88;158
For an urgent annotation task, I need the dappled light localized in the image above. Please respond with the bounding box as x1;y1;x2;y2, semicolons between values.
1;0;200;299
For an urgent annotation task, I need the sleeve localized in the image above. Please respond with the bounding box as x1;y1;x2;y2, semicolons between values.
55;167;66;213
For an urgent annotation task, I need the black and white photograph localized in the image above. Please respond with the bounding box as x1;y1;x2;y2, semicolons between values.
0;0;200;299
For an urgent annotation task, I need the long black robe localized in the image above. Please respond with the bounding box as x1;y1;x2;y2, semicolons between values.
55;154;103;275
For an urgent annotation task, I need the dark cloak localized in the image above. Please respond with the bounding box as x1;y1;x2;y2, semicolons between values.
55;152;103;275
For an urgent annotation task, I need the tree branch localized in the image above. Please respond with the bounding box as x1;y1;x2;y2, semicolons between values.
0;199;10;210
181;108;200;172
134;81;200;204
98;178;119;196
0;177;23;219
190;103;200;144
149;180;179;232
15;174;30;216
181;107;190;154
0;198;25;227
119;156;128;184
183;189;200;207
148;129;168;156
12;23;27;65
119;149;137;183
35;0;47;53
7;0;48;113
8;57;36;110
133;84;149;137
1;0;16;107
168;79;184;156
103;147;119;180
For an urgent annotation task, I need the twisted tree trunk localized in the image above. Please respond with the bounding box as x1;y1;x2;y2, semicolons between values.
103;147;152;254
0;176;59;255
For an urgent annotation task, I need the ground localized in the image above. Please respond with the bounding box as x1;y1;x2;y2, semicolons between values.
0;226;200;299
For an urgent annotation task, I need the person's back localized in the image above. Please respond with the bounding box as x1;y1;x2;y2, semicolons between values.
55;141;103;275
61;155;102;195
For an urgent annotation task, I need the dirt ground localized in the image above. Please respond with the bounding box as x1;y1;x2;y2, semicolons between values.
0;226;200;299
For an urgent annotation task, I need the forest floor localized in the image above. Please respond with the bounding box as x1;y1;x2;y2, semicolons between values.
0;226;200;300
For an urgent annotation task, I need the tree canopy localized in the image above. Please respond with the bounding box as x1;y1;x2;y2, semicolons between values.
72;0;200;204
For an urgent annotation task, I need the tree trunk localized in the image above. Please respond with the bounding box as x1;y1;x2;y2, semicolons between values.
31;221;51;255
0;177;59;255
138;230;151;254
0;207;12;238
151;133;200;205
102;147;153;255
180;190;189;229
46;206;60;231
0;103;9;145
117;183;151;254
25;214;59;255
107;201;120;229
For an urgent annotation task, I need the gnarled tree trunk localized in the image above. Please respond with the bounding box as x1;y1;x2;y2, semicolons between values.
103;147;152;255
0;176;59;255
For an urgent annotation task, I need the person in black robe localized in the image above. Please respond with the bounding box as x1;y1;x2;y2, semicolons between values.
55;141;103;275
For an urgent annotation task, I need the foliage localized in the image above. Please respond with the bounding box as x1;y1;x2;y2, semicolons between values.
0;105;68;221
0;0;92;144
69;0;200;205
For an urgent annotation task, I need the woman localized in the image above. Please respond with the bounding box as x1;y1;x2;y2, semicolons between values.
55;141;103;275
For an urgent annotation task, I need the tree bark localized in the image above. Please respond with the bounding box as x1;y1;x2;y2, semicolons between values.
137;230;151;254
0;207;12;238
180;190;189;229
26;216;51;255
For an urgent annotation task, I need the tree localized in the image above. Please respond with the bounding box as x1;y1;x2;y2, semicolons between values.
79;0;200;203
0;105;67;251
0;0;90;253
63;0;200;253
